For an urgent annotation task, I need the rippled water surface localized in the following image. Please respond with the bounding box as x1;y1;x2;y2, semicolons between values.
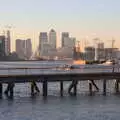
1;93;120;120
0;61;120;120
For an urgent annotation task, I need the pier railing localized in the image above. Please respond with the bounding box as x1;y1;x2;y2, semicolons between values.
0;64;119;75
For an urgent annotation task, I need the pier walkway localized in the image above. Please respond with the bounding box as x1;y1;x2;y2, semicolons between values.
0;66;120;98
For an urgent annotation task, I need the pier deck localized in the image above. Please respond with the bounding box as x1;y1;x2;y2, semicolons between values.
0;72;120;83
0;67;120;98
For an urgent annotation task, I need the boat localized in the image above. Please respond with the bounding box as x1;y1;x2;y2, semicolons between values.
99;59;117;65
102;60;113;65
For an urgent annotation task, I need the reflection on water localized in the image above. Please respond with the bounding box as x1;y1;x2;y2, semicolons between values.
1;93;120;120
0;81;120;120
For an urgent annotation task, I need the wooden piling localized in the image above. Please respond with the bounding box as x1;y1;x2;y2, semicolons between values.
73;80;77;96
103;79;106;95
0;83;2;98
115;80;119;93
31;83;34;96
9;83;14;98
43;80;48;97
89;81;92;96
60;81;63;96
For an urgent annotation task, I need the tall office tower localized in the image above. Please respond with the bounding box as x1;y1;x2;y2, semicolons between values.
16;39;25;59
61;32;69;47
5;30;11;55
0;36;6;57
25;39;32;59
39;32;48;56
49;29;56;49
39;32;48;49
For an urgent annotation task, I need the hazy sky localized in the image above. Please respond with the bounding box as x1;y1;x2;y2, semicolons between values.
0;0;120;51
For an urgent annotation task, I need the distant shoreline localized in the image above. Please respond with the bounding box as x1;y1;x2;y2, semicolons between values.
0;59;73;62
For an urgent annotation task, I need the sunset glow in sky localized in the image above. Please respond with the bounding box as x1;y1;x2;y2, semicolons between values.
0;0;120;51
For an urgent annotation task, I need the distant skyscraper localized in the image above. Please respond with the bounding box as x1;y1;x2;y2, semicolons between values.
16;39;32;59
0;36;5;57
61;32;69;47
39;32;48;49
26;39;32;59
49;29;56;49
5;30;11;55
16;39;25;59
39;32;48;56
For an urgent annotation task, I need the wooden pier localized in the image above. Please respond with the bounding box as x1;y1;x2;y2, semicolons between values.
0;70;120;98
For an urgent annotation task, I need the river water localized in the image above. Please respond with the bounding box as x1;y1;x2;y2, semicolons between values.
0;61;120;120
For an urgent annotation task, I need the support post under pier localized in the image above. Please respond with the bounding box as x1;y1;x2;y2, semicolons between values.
9;83;14;98
115;80;119;93
89;81;93;96
103;80;106;96
0;83;2;98
60;81;63;96
10;86;13;98
73;80;77;96
31;83;34;96
43;80;48;97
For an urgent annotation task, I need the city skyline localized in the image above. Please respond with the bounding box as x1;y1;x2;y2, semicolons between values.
0;28;119;52
0;0;120;51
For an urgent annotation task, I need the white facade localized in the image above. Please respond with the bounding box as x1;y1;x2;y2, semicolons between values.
49;29;56;49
